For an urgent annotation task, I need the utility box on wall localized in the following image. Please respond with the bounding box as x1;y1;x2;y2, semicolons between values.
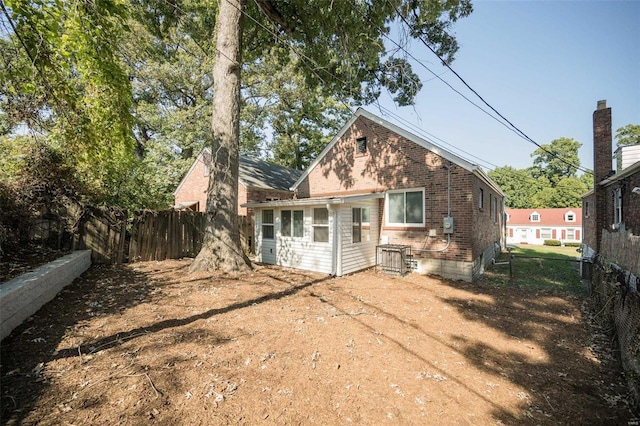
443;217;454;234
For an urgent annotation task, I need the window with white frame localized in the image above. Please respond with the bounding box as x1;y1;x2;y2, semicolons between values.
540;228;552;239
478;188;484;210
313;207;329;242
566;228;575;240
565;211;576;222
530;212;540;222
352;207;371;243
386;189;424;226
614;188;623;226
262;210;274;239
281;210;304;238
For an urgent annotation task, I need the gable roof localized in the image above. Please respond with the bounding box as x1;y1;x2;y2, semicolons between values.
291;108;504;196
173;148;302;195
505;208;582;226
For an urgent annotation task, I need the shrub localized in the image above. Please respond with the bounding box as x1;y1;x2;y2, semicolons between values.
544;239;561;246
564;242;581;247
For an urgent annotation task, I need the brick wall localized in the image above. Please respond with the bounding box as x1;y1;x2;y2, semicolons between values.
174;156;209;212
175;158;295;216
298;115;503;263
593;101;613;252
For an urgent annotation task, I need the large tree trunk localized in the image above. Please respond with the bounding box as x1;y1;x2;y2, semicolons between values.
190;0;250;273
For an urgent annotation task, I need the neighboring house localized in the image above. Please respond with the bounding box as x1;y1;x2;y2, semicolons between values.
505;208;582;245
243;108;505;282
173;149;303;215
581;101;640;413
173;149;302;251
582;101;640;258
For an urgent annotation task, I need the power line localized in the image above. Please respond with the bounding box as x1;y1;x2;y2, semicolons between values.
386;0;592;175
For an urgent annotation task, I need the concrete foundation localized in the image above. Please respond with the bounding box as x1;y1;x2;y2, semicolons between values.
0;250;91;341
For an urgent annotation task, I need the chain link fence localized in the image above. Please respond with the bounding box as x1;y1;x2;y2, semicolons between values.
592;255;640;414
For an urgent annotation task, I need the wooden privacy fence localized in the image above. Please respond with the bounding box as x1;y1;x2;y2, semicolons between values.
73;206;128;264
129;210;206;262
30;208;254;264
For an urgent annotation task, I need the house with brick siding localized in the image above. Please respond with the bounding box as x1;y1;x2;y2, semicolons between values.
582;101;640;413
505;208;582;245
174;149;302;252
244;108;505;282
582;101;640;259
173;149;302;215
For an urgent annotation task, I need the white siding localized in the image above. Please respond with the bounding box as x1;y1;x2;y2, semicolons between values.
338;201;379;275
255;212;276;264
275;206;334;274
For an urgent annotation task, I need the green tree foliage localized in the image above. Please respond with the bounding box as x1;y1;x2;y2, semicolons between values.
530;137;581;186
190;0;474;271
1;0;136;204
491;137;591;209
488;167;543;208
615;124;640;147
244;49;351;170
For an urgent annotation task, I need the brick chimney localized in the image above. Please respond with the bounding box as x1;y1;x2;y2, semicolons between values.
593;100;612;252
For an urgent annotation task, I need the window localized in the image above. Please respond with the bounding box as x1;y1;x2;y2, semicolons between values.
493;197;499;223
352;208;361;243
352;207;370;243
478;188;484;210
614;188;623;226
386;189;424;226
584;201;590;218
566;228;575;240
540;228;552;239
565;211;576;222
356;137;367;155
313;208;329;242
262;210;274;239
281;210;303;238
530;212;540;222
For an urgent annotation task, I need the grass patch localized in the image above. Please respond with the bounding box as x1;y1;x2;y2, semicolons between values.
480;244;587;295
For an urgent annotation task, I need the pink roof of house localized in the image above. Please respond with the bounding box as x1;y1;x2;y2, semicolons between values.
506;208;582;226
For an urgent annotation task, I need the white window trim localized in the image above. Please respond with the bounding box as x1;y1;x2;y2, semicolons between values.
281;210;304;238
614;188;623;226
564;211;576;222
262;209;274;240
312;207;330;243
385;188;425;227
530;211;540;222
540;228;552;239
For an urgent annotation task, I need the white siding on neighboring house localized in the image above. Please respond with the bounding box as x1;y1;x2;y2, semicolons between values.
338;201;379;276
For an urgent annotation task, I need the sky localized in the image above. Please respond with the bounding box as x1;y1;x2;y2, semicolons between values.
373;0;640;174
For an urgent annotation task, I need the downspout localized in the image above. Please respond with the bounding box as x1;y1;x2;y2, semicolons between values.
328;203;340;276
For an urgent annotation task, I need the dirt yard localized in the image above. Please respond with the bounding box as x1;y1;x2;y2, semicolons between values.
1;259;636;425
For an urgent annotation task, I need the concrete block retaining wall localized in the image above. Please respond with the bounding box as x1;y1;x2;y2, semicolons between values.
0;250;91;341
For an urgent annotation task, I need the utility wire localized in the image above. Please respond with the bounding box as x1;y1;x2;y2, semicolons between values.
386;0;591;174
